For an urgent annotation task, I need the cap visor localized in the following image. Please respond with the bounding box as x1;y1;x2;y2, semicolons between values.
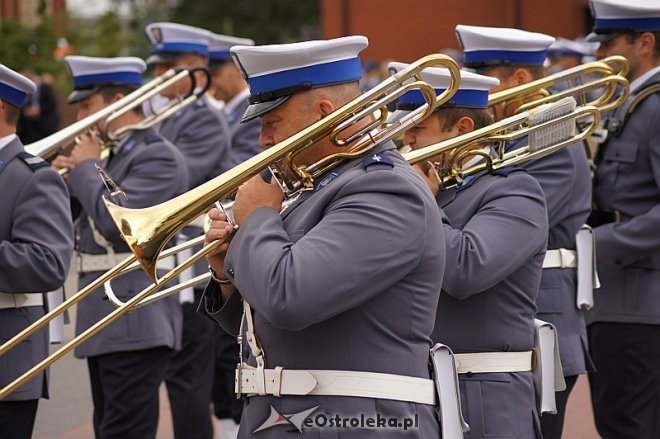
585;31;619;43
67;88;99;105
241;95;291;123
146;52;181;65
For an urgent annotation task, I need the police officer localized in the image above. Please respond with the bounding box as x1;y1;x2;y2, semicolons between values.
585;1;660;437
208;32;262;167
392;63;548;438
456;25;595;438
545;38;598;77
200;36;446;438
0;64;74;439
144;22;233;439
51;56;187;439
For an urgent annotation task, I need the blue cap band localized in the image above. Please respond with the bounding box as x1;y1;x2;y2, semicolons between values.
0;82;27;108
399;88;489;109
464;49;547;66
73;71;143;89
209;50;232;60
153;41;209;57
547;48;585;57
594;17;660;32
247;57;362;95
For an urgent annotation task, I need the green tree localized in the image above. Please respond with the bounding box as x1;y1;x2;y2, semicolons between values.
96;11;124;57
158;0;320;43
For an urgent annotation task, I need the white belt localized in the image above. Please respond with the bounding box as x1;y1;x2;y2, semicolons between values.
78;253;175;273
236;366;436;405
0;292;44;309
453;351;533;374
542;248;576;269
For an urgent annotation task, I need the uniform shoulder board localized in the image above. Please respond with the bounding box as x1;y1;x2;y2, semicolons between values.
362;152;394;171
143;134;163;145
492;167;527;178
16;152;48;171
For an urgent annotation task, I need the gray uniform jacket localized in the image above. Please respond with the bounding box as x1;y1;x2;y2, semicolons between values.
200;142;445;438
0;137;74;400
158;94;233;188
517;141;594;376
67;129;188;358
227;93;262;166
589;72;660;325
432;169;548;439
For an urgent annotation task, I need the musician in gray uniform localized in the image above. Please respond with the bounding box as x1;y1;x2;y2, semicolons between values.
208;33;262;167
0;65;73;439
392;63;548;439
51;56;187;439
146;22;233;186
207;32;260;437
585;1;660;437
456;25;595;438
200;36;446;438
144;22;233;439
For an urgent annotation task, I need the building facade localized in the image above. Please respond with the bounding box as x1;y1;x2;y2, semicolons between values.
322;0;591;61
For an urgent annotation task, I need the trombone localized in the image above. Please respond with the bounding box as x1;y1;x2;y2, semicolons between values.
403;98;601;190
104;60;631;308
104;99;605;309
0;54;461;400
487;55;630;114
25;67;210;173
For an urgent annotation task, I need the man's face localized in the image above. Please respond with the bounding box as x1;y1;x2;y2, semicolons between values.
258;92;319;148
403;114;458;151
76;92;106;125
480;66;528;120
210;63;236;102
597;34;639;79
153;54;206;98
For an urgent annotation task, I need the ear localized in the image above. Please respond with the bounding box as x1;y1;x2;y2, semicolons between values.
111;93;126;104
456;116;475;134
513;67;533;85
638;32;656;57
318;99;335;118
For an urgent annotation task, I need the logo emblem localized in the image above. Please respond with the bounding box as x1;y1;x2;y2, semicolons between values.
254;405;320;433
151;27;163;43
372;154;382;162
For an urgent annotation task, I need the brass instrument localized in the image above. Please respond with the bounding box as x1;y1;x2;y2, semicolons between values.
0;54;461;399
105;102;605;310
404;98;601;189
488;56;630;114
25;67;210;173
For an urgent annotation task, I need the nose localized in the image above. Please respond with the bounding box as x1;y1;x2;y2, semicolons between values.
403;132;415;148
259;130;274;148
